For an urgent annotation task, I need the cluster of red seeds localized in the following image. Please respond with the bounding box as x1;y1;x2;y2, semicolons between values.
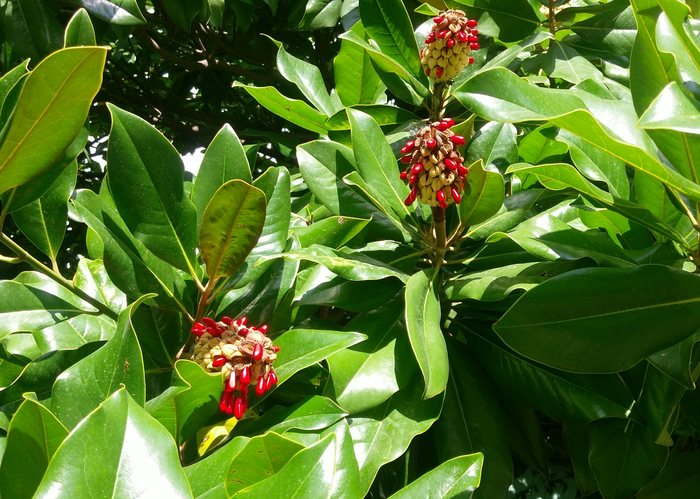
421;10;479;82
399;118;468;208
191;316;279;419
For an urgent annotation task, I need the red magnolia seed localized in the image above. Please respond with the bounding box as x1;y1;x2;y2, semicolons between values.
450;187;461;203
468;35;478;43
253;343;264;361
256;376;266;396
444;158;457;171
273;345;280;353
400;170;408;180
411;163;423;174
240;365;251;384
409;174;418;184
233;396;246;419
456;31;467;43
220;316;233;325
451;135;466;145
436;189;447;208
268;369;278;385
467;19;478;28
426;138;437;149
470;43;480;50
258;324;268;335
400;155;412;164
433;15;444;24
447;38;456;48
435;66;444;78
212;355;226;368
437;29;449;39
468;57;475;64
457;164;469;176
443;118;455;127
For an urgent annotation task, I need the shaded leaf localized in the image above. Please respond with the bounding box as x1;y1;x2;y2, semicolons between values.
389;454;484;499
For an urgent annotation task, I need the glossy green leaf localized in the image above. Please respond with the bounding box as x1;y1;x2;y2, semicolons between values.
228;434;340;498
433;343;512;498
12;161;77;261
451;0;541;42
455;68;700;202
0;47;106;195
495;265;700;373
334;22;386;106
73;258;127;313
236;396;347;436
51;298;147;428
328;299;417;414
0;279;94;344
506;162;684;243
348;380;443;495
233;83;328;134
638;449;700;498
389;454;484;499
70;189;190;311
541;40;603;84
326;105;418;130
466;122;518;170
647;330;700;389
639;82;700;134
0;59;29;117
76;0;146;24
0;396;68;499
146;360;222;443
63;8;96;46
274;328;367;383
297;140;400;238
2;0;62;59
464;325;636;422
162;0;200;30
348;108;413;223
292;216;368;249
192;124;252;225
199;179;266;279
359;0;423;80
261;244;408;283
459;160;505;227
35;389;191;498
185;437;250;498
298;0;342;29
31;314;115;356
107;104;198;274
588;418;668;499
405;269;447;399
563;422;598;496
272;38;338;115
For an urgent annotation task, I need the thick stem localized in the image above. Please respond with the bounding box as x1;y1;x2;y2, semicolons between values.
548;0;557;36
432;206;447;270
0;233;118;320
176;275;220;360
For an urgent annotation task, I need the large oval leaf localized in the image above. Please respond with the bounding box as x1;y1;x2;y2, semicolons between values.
107;104;198;274
405;269;448;399
389;454;484;499
494;265;700;373
199;179;266;279
0;46;106;195
35;389;191;498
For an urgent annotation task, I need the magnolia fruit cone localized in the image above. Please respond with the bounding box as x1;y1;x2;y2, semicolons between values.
398;118;468;209
421;10;479;82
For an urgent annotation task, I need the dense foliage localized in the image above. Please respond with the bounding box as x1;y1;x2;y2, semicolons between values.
1;0;700;497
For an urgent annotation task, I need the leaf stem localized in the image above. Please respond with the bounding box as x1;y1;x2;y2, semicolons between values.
548;0;557;36
432;206;447;271
176;275;220;360
0;232;118;320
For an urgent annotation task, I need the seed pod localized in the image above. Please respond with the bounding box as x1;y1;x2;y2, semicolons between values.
421;10;478;82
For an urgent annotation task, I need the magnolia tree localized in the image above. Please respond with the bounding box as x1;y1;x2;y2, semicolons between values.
1;0;700;498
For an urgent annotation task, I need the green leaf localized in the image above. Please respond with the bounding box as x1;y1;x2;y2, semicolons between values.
459;160;505;227
146;360;222;443
455;68;700;203
432;342;512;499
292;216;369;249
541;40;604;84
327;299;417;414
35;389;191;498
199;179;266;279
638;82;700;134
2;0;62;59
0;396;68;499
236;396;347;435
494;265;700;373
647;330;700;389
192;124;252;225
70;189;190;311
451;0;541;42
0;279;94;344
297;140;401;238
638;449;700;498
464;325;636;422
389;454;484;499
333;22;386;106
185;437;250;498
162;0;200;30
228;434;340;498
274;328;367;383
326;104;419;130
75;0;146;25
261;244;409;283
348;380;443;495
405;269;448;399
31;314;115;356
12;161;77;261
348;108;412;222
506;162;684;243
0;47;106;195
63;8;96;46
588;417;668;499
73;258;127;313
466;122;518;170
107;104;199;275
271;38;338;115
359;0;423;80
233;83;328;134
51;298;148;428
298;0;342;29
